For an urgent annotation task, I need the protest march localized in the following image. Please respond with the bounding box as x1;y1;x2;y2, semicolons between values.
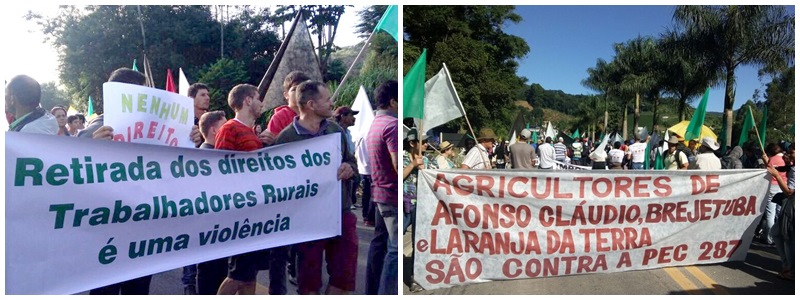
401;5;794;295
5;5;399;295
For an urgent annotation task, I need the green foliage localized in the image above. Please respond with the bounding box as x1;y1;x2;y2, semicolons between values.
28;5;280;114
272;5;351;78
403;6;529;135
196;58;249;118
39;82;72;111
764;67;795;141
672;5;795;146
331;31;397;108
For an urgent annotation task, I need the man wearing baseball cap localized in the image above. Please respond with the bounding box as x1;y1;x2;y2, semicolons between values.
509;129;537;169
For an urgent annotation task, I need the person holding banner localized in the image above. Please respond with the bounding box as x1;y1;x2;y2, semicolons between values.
760;143;788;246
365;80;399;295
214;84;283;295
81;67;152;295
5;74;58;135
274;80;357;295
461;137;493;169
764;144;794;281
191;110;230;295
402;128;428;235
267;71;311;136
266;71;311;288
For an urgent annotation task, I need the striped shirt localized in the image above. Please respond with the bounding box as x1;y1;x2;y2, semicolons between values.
366;111;398;205
215;119;262;151
554;142;567;160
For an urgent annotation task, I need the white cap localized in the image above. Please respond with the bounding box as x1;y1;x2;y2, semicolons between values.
701;137;720;151
521;129;531;139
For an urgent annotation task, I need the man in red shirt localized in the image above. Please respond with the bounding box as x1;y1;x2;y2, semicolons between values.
214;84;274;295
266;71;311;136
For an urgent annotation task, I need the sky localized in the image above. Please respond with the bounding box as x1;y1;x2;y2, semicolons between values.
504;5;795;114
0;4;368;86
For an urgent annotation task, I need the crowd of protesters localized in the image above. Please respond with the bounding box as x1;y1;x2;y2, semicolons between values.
6;69;399;294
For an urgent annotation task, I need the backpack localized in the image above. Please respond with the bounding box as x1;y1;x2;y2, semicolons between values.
720;156;737;169
664;149;687;167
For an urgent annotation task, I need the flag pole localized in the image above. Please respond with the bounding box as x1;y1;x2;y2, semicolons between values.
443;63;479;148
331;31;375;102
749;107;766;154
443;63;488;168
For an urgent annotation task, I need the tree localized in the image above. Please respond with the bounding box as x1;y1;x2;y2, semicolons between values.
582;59;616;132
39;82;72;111
658;33;718;122
404;6;529;135
672;5;795;149
196;58;249;118
272;5;351;79
328;5;397;108
764;67;795;141
28;5;281;114
612;36;661;138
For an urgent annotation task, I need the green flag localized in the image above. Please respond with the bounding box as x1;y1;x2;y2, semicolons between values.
572;129;580;139
738;107;757;147
374;5;398;41
132;59;138;72
644;141;651;169
531;131;538;144
758;107;768;147
684;87;710;141
403;49;427;120
654;147;664;170
87;96;94;116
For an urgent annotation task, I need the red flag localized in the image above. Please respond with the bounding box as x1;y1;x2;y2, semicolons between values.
165;68;176;93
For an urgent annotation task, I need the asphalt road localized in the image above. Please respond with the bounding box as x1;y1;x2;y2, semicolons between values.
402;232;794;295
76;206;377;295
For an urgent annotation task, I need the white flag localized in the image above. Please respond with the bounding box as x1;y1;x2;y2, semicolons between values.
509;131;517;146
545;121;557;139
350;86;375;142
179;68;190;97
414;63;464;131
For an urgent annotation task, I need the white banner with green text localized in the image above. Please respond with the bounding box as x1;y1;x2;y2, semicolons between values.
5;132;343;294
413;168;770;290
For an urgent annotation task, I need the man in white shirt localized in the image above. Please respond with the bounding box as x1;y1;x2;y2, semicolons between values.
538;137;556;169
627;137;648;170
461;137;493;169
693;137;722;170
608;141;626;169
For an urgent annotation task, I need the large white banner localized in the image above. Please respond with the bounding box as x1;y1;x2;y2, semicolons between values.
5;132;343;294
103;82;195;148
414;169;770;290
